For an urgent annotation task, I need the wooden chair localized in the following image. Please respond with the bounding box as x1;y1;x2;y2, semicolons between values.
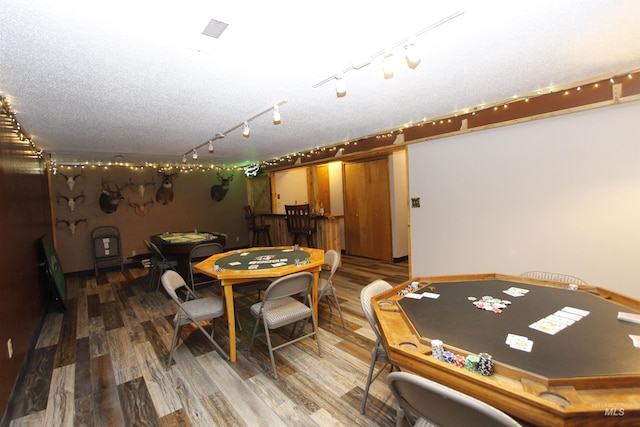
284;203;315;247
388;371;521;426
244;205;272;246
520;271;587;286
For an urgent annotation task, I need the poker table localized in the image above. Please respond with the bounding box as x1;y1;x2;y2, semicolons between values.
373;273;640;426
150;231;227;278
195;246;325;362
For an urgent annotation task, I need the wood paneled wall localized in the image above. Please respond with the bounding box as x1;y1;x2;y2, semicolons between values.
0;117;52;420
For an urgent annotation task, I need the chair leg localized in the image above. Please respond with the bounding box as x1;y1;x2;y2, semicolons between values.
167;323;181;370
360;346;380;414
261;319;279;379
329;292;346;330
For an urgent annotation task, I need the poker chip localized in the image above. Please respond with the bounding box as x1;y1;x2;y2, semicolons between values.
453;354;465;368
478;352;494;376
431;340;444;360
465;355;479;372
470;295;510;313
443;351;454;363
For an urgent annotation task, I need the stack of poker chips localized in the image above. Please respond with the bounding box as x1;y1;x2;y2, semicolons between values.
398;281;420;296
464;355;480;372
453;354;466;368
431;339;444;360
478;352;494;376
442;351;454;363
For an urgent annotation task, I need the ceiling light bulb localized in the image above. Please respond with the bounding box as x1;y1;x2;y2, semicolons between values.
192;149;198;160
404;42;421;69
208;140;214;153
383;52;395;79
273;106;281;125
182;154;187;163
242;121;250;138
335;73;346;97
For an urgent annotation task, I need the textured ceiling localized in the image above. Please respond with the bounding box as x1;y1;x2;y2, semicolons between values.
1;0;639;167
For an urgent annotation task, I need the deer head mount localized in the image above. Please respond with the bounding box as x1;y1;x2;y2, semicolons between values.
99;179;124;214
156;171;177;205
211;172;234;202
56;218;87;235
56;191;85;212
58;170;83;191
128;199;154;217
129;176;155;198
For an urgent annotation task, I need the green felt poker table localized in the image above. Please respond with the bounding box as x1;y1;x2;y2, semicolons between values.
150;231;226;277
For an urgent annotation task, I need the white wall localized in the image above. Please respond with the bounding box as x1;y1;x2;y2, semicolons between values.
391;150;409;259
408;101;640;299
274;168;309;213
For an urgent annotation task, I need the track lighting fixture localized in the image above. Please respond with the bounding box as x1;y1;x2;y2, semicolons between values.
383;52;395;79
180;100;286;162
311;11;463;90
404;41;421;69
335;73;346;97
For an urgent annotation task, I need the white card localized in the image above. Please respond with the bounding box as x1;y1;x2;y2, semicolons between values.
228;261;241;266
404;293;422;299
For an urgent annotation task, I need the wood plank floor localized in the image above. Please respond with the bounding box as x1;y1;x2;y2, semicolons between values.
4;255;410;427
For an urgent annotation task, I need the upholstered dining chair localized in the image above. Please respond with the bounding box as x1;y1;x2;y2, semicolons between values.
388;371;522;427
284;203;315;247
360;279;399;414
161;270;229;369
250;272;321;379
188;242;224;293
244;205;272;247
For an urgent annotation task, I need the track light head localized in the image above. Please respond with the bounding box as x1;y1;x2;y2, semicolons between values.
208;141;214;153
335;73;346;97
383;52;395;79
273;106;281;125
242;121;251;138
405;42;421;69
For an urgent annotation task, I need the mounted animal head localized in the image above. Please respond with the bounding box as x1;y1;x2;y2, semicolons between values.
56;191;85;212
56;218;87;235
211;172;234;202
58;170;83;191
156;171;177;205
129;176;155;198
128;199;154;217
99;180;124;214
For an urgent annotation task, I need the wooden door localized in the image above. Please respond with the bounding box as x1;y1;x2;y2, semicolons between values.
247;174;271;214
343;158;393;260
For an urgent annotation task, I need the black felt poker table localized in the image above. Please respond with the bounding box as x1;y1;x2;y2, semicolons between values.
396;278;640;380
372;273;640;426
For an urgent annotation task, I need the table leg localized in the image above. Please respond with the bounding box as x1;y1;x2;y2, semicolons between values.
222;282;237;362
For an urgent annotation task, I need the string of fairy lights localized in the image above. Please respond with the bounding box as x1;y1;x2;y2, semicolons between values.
2;69;638;176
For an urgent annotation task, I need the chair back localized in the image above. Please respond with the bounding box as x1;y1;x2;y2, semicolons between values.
388;372;521;426
244;205;258;230
190;242;223;261
263;272;314;302
323;249;340;278
284;204;313;235
161;270;187;303
361;279;392;342
148;241;165;259
521;271;586;285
